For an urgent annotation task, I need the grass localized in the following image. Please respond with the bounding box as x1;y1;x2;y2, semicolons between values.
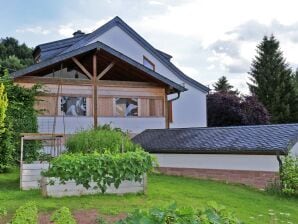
1;170;298;223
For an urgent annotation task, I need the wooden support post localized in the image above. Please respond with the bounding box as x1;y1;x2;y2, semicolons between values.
20;137;24;189
93;54;98;128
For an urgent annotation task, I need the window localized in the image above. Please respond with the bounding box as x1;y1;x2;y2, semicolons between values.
61;96;86;116
115;98;138;117
143;56;155;71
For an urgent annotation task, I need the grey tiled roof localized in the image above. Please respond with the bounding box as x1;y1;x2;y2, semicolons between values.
132;124;298;155
34;34;88;61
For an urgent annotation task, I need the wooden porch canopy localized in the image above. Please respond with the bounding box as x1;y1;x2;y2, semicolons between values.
13;41;187;128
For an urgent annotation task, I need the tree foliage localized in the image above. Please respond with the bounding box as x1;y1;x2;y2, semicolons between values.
0;37;33;73
207;92;269;127
248;35;297;123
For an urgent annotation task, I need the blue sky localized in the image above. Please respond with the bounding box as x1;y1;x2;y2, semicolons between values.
2;0;298;93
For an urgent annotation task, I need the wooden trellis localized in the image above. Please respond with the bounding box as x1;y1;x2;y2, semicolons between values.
20;133;64;189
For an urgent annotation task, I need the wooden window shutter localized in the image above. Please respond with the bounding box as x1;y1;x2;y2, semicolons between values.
98;97;113;116
35;96;57;116
140;98;150;116
149;99;164;117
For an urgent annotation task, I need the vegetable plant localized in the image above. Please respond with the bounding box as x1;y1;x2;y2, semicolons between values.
51;206;77;224
10;201;38;224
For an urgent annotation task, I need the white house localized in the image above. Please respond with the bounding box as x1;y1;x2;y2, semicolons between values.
13;16;209;135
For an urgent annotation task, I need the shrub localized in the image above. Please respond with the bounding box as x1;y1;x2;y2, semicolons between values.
51;207;77;224
117;202;242;224
65;126;138;154
43;150;156;193
11;201;38;224
280;155;298;196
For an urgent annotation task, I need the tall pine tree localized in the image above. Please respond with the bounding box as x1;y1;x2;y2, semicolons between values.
248;35;296;123
213;76;233;92
213;76;239;95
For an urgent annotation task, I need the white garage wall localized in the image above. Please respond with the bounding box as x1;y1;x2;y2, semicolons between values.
154;153;280;172
90;26;207;127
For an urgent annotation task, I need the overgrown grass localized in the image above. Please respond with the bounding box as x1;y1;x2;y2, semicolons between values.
1;170;297;223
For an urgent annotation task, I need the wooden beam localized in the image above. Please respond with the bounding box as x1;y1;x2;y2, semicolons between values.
93;54;98;128
72;57;92;80
97;61;115;80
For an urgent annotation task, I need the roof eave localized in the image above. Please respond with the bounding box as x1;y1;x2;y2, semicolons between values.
12;42;186;93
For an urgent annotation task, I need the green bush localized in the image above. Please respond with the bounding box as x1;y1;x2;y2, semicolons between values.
11;201;38;224
51;207;76;224
65;126;138;154
280;155;298;196
43;150;156;193
117;202;242;224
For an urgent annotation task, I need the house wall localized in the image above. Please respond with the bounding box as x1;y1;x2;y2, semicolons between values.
16;81;166;134
154;153;280;189
89;26;207;128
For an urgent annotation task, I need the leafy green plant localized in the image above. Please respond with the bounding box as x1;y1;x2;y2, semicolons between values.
43;150;156;193
116;202;242;224
50;207;77;224
65;126;137;154
10;201;38;224
280;155;298;196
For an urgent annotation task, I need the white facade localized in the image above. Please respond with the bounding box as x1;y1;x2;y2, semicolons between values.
89;26;207;128
155;153;280;172
38;116;165;134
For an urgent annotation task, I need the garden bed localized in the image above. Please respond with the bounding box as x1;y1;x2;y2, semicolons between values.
41;175;146;197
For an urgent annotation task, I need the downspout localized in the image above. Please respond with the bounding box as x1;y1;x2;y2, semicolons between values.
276;152;283;190
166;91;181;129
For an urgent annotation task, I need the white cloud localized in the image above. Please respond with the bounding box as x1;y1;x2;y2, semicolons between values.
16;26;50;35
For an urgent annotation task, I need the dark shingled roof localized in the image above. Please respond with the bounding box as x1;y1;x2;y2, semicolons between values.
132;124;298;155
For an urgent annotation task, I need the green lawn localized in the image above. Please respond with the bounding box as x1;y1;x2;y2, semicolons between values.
1;170;297;223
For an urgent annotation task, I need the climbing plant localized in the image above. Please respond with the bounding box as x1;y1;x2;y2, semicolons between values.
0;83;8;133
0;71;42;163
